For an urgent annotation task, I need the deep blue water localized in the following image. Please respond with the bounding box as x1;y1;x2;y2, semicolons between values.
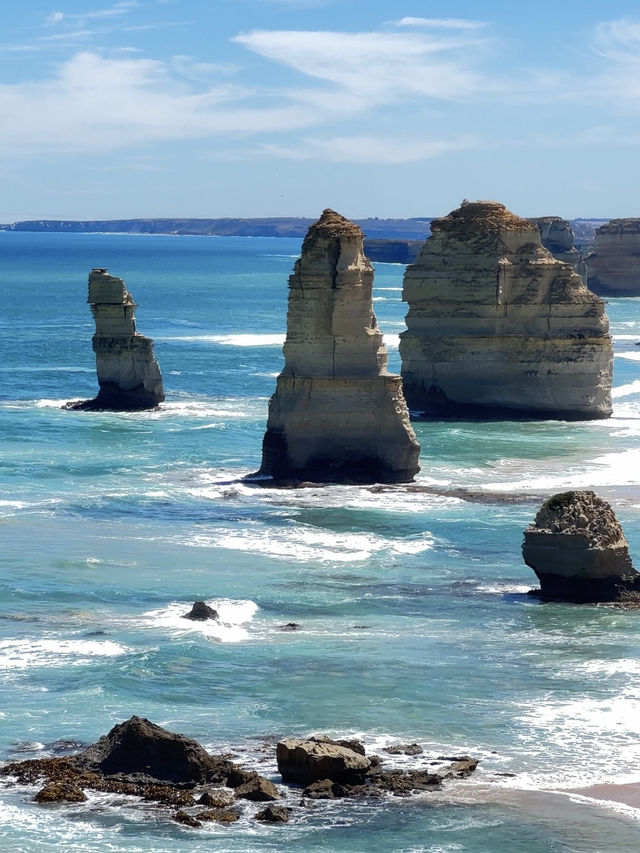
1;232;640;852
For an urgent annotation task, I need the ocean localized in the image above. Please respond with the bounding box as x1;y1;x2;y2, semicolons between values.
1;231;640;852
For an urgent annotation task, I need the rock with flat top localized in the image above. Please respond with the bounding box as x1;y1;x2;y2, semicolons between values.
276;737;372;785
586;219;640;295
529;216;586;280
67;268;164;410
401;201;612;419
258;209;420;483
523;490;640;602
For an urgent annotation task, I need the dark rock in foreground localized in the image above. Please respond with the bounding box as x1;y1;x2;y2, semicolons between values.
523;490;640;602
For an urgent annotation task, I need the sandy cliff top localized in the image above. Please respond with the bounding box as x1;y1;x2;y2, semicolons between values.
432;200;533;236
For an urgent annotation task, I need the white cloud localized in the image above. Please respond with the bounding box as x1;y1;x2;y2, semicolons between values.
0;51;321;154
44;2;139;24
234;28;489;102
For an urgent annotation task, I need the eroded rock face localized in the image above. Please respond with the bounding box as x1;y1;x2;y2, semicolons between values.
401;201;612;419
259;209;420;483
67;268;164;410
276;737;373;785
528;216;586;280
522;490;640;602
586;219;640;295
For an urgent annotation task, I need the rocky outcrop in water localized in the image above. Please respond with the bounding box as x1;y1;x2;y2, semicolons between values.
67;269;164;411
586;219;640;295
522;490;640;602
401;200;613;419
258;209;420;483
528;217;586;280
0;719;479;827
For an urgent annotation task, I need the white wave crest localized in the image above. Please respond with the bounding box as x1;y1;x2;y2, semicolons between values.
158;333;284;346
143;599;258;643
0;638;128;670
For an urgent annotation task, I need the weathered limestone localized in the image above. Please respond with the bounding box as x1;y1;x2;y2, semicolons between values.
276;737;372;785
259;209;420;483
586;219;640;295
522;490;640;602
528;216;586;280
401;200;613;419
67;268;164;410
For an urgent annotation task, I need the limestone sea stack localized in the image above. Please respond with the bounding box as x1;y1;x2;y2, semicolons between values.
258;209;420;483
586;219;640;295
522;490;640;603
400;200;613;419
68;268;164;410
528;216;586;280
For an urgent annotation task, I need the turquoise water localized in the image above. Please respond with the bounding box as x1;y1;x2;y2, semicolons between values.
1;233;640;851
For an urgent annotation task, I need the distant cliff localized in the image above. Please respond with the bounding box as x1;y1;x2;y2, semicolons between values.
0;217;432;241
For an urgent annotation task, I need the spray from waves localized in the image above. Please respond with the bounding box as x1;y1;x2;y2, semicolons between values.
0;638;128;671
612;379;640;399
143;598;258;643
616;352;640;362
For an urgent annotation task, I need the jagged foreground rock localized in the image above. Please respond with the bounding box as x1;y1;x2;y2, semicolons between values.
67;268;164;411
259;209;420;483
400;201;613;419
586;219;640;295
522;490;640;603
528;216;586;280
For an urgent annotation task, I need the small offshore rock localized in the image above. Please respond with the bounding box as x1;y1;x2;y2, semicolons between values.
302;779;336;799
173;809;201;828
383;743;424;756
234;775;280;802
34;781;87;803
255;804;290;823
278;622;301;631
195;808;240;824
276;737;371;785
182;601;219;621
197;789;234;808
226;767;258;788
522;490;640;602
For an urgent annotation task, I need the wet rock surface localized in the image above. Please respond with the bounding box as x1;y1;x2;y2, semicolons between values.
523;490;640;602
0;719;479;828
182;601;219;621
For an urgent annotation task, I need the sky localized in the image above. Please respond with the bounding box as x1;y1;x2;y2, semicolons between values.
2;0;640;221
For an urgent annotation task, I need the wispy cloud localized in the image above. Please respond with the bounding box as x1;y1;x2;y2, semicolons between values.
44;2;139;25
391;17;486;31
263;135;475;163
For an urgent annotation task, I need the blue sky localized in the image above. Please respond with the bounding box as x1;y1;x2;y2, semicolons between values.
2;0;640;221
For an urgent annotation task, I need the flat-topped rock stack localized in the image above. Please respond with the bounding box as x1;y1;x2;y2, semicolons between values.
400;200;613;419
523;490;640;603
528;216;586;280
258;209;420;483
67;268;164;411
586;219;640;295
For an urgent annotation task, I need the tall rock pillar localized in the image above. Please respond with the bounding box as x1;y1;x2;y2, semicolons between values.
259;209;420;483
68;268;164;410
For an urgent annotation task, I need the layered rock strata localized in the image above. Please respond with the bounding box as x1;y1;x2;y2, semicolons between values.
259;209;420;483
586;219;640;295
522;490;640;602
528;216;586;280
67;268;164;410
401;200;613;419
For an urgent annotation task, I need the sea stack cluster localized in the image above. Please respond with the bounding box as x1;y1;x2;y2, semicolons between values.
523;490;640;603
586;219;640;295
259;209;420;483
68;268;164;411
400;200;613;419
